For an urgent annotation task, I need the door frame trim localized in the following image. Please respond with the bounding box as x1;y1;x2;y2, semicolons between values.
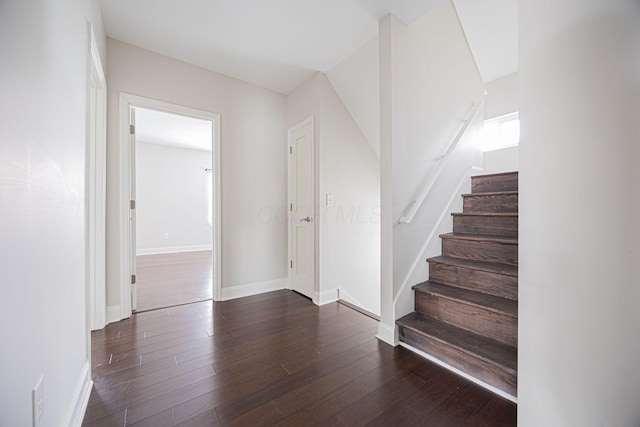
86;24;107;332
287;116;316;302
118;93;222;318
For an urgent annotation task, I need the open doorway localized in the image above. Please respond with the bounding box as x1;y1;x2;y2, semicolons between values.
133;107;214;311
119;94;221;316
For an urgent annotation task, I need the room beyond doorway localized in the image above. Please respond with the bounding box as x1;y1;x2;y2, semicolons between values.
135;250;213;312
130;102;219;313
119;94;222;317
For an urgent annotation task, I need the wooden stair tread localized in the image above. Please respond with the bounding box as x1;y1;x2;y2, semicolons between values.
403;171;519;396
439;233;518;245
397;312;517;372
471;171;518;179
471;172;518;193
452;212;518;217
427;256;518;277
462;191;518;197
412;281;517;317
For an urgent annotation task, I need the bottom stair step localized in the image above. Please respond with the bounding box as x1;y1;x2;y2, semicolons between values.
397;312;517;396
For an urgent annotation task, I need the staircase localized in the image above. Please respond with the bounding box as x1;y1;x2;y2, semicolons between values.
397;171;518;397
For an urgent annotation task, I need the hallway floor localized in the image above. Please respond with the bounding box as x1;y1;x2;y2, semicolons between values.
84;291;516;426
135;250;213;312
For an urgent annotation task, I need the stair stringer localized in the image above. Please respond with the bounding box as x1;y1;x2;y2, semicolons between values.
393;166;481;321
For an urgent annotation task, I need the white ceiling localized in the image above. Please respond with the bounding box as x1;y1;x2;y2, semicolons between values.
453;0;518;82
100;0;517;94
99;0;442;94
135;107;213;151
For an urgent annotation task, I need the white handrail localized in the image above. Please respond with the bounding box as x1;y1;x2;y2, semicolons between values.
398;100;484;224
393;165;483;307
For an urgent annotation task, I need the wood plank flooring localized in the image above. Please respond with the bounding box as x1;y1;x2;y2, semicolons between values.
84;291;516;426
136;251;213;312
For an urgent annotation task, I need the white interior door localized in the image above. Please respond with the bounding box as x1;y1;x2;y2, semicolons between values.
289;119;314;299
129;107;137;311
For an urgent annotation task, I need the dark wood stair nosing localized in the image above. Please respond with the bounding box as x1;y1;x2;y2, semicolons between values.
461;190;518;197
412;281;518;318
429;262;518;301
427;256;518;277
471;173;519;193
471;171;519;179
452;212;518;217
397;313;517;373
398;321;517;396
439;232;518;245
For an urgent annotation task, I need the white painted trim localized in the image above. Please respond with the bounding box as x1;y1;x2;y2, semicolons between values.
60;361;93;427
338;288;361;307
484;111;519;125
88;26;105;85
220;278;287;301
339;288;379;317
287;115;316;300
398;342;517;403
288;115;314;134
314;288;339;306
338;299;380;321
86;22;107;333
378;15;398;355
393;166;482;308
376;322;399;346
119;94;131;319
106;305;122;324
211;111;222;302
136;245;213;256
119;93;222;317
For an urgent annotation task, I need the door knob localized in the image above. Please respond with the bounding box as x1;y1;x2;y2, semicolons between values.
299;216;312;223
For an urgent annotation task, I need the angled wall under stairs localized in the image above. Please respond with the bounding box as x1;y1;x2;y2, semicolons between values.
397;171;518;397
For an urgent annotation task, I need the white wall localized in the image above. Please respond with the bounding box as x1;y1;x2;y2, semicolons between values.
484;72;518;120
327;36;380;157
136;141;212;254
106;39;288;311
483;146;519;174
452;0;518;83
287;73;381;315
378;1;485;339
0;0;106;426
519;0;640;425
482;73;520;174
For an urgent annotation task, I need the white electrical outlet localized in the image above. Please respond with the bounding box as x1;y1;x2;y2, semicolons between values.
163;233;169;240
32;375;44;426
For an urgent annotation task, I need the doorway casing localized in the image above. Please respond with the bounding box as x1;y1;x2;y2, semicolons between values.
86;25;107;332
118;93;222;318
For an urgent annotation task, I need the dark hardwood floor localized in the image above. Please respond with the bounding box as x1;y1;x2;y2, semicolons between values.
84;290;516;426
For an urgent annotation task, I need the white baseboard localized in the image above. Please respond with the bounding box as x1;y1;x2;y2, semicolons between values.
338;299;380;321
314;288;339;306
398;342;518;403
338;288;380;319
338;288;361;307
376;322;398;346
106;305;121;324
220;278;287;301
136;244;213;256
61;361;93;427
